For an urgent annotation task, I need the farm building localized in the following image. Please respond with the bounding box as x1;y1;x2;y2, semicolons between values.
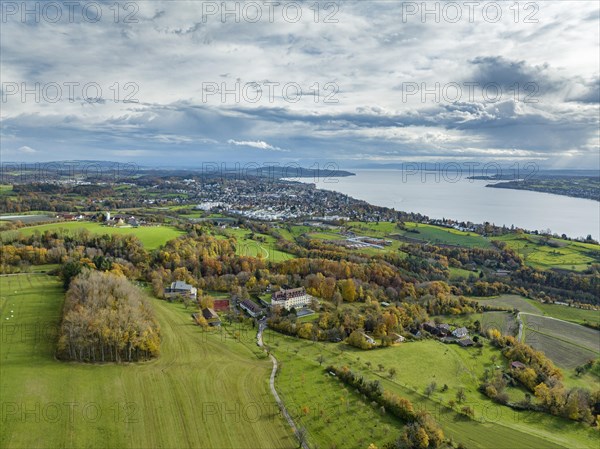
240;299;262;318
202;308;221;327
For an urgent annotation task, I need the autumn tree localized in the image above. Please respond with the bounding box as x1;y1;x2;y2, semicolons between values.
57;270;161;363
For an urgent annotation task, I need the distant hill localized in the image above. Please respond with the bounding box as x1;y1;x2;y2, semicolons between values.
244;166;355;179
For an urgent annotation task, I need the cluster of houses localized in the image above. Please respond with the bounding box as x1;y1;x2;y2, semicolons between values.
55;213;85;221
105;212;141;227
54;211;146;228
422;321;475;347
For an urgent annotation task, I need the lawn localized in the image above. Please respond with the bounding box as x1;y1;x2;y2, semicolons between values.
264;331;597;449
5;222;184;250
0;274;294;449
521;313;600;369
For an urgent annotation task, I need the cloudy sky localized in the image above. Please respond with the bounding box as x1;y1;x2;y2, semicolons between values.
1;1;599;168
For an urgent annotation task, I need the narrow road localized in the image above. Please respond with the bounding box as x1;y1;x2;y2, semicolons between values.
257;321;309;449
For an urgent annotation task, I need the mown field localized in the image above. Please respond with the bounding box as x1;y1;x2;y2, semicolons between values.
0;274;294;449
263;331;597;449
2;222;184;250
521;313;600;369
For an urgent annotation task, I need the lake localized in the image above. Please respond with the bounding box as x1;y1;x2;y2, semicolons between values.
293;169;599;240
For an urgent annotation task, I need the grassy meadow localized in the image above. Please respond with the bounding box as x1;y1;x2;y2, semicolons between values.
475;294;600;327
495;234;600;271
0;274;294;449
3;221;184;250
263;330;597;449
222;228;295;262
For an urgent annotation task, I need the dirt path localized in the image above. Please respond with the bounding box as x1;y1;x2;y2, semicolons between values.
257;322;309;449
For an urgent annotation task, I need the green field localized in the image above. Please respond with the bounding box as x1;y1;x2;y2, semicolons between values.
448;266;478;280
0;275;294;449
4;222;184;250
495;234;600;271
347;222;600;270
393;223;493;248
476;295;600;327
264;331;596;449
223;228;295;262
476;295;543;314
521;313;600;369
533;303;600;327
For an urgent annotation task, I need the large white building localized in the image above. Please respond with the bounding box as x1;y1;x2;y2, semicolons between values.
271;287;313;311
164;281;197;301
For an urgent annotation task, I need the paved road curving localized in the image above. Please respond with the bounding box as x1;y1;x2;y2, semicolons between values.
257;321;309;449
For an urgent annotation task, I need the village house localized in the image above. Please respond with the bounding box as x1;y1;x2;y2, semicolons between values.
202;308;221;327
452;327;469;339
271;286;313;311
458;338;475;347
422;322;451;336
164;281;198;301
437;323;451;336
422;322;439;335
511;361;527;370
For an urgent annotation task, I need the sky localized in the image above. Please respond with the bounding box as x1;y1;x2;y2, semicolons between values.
1;0;599;169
